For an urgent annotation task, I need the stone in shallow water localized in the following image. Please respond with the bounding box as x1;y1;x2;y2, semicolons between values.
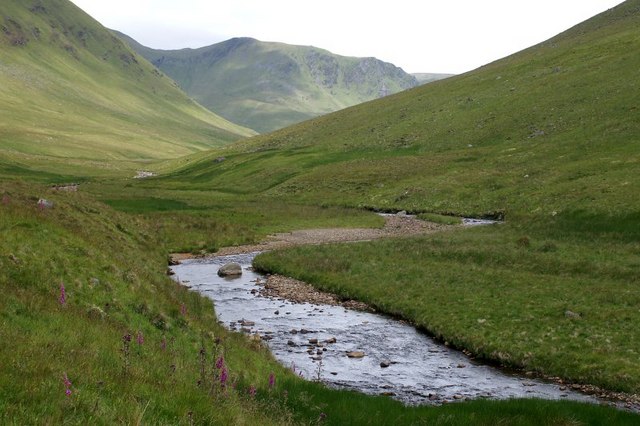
347;351;365;358
218;263;242;277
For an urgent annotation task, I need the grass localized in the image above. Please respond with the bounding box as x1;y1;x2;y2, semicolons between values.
4;183;637;425
0;181;296;424
91;182;384;253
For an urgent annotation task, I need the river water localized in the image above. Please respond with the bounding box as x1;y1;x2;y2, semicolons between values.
169;252;613;407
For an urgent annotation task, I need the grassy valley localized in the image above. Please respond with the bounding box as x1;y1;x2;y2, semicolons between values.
141;0;640;404
2;0;640;424
119;34;418;133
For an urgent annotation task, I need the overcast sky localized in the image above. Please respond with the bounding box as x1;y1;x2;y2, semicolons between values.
70;0;624;74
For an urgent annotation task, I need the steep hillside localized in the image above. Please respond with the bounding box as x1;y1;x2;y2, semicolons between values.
158;0;640;220
0;0;254;178
119;34;418;133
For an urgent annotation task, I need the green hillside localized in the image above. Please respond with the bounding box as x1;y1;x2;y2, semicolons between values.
159;0;640;221
119;34;418;133
0;0;254;178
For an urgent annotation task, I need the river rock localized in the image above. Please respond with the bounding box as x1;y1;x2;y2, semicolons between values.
380;360;392;368
308;338;318;344
325;337;337;344
217;263;242;277
347;351;365;358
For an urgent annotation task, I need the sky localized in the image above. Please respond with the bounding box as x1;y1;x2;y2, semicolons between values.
69;0;625;74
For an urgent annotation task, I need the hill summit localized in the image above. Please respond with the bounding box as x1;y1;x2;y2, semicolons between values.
118;34;419;133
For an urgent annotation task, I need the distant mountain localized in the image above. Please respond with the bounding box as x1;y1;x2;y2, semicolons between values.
0;0;254;174
117;34;419;133
412;73;455;84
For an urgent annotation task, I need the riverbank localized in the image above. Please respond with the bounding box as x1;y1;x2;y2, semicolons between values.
170;214;450;262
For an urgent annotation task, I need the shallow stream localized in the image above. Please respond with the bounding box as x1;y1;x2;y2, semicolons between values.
170;252;609;407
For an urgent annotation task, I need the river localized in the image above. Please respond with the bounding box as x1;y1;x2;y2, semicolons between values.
170;252;607;407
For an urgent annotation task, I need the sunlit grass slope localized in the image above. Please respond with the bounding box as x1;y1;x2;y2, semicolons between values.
161;0;640;221
0;0;255;177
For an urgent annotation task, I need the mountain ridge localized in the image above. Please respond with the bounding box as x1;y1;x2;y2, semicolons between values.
117;33;420;133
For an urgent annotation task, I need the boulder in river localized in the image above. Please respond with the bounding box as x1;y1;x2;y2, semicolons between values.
218;263;242;277
347;351;365;358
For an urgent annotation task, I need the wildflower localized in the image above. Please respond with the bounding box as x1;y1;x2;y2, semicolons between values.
59;283;66;306
180;303;187;316
136;331;144;345
319;412;327;422
215;356;224;370
220;367;228;387
268;372;275;390
248;385;256;398
62;373;72;397
1;195;9;205
160;336;167;351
